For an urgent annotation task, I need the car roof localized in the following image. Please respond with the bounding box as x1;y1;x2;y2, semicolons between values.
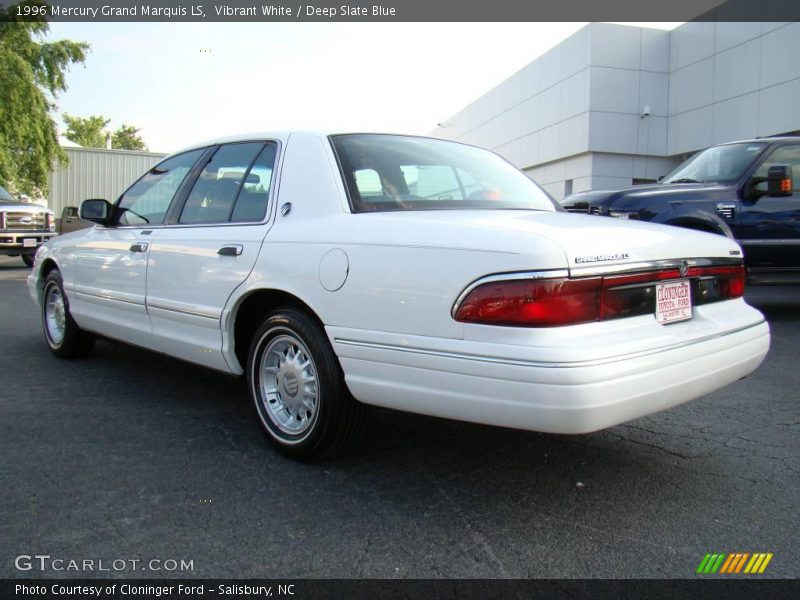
173;130;352;154
171;131;452;157
718;136;800;146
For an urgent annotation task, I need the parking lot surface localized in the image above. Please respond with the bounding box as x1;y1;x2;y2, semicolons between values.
1;256;798;578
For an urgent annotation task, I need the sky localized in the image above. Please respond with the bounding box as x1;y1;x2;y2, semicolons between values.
47;22;680;153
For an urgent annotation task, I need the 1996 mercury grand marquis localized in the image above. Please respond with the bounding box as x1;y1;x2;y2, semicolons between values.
28;132;771;459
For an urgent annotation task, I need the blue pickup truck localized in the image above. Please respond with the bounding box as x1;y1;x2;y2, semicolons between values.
562;137;800;285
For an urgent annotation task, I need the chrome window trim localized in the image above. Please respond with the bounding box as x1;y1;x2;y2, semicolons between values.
104;138;284;231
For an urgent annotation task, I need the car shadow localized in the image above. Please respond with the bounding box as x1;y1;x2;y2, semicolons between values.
60;335;743;506
746;285;800;323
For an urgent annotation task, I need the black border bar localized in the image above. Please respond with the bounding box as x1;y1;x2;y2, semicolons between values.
1;0;800;22
3;579;800;600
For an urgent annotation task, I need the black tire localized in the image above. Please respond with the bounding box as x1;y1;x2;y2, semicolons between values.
247;307;366;461
41;270;95;358
22;254;35;267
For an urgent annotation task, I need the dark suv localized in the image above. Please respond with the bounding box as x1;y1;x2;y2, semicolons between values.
562;138;800;285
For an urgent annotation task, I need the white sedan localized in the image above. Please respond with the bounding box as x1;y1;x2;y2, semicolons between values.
28;132;770;459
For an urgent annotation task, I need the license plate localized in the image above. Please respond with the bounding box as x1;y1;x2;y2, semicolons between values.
22;238;37;248
655;280;692;324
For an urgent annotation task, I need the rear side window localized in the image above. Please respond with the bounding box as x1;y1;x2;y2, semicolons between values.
179;142;277;224
117;149;204;225
231;144;277;222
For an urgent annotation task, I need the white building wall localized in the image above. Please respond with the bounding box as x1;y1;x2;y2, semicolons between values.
433;20;800;202
667;21;800;154
48;147;166;215
439;25;592;173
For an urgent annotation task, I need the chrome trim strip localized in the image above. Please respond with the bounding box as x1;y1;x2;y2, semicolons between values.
450;269;570;318
147;301;220;320
335;320;767;370
74;288;145;307
738;239;800;246
569;257;741;278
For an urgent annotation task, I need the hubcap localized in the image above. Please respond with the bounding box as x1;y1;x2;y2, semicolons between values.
45;284;66;346
259;333;319;435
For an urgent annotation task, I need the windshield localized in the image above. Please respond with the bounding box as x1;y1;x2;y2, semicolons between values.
330;134;558;213
0;184;14;202
662;142;767;184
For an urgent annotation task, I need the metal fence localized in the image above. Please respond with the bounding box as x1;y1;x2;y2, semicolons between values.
47;146;167;216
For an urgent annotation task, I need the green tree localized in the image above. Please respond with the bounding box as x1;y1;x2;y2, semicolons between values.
0;2;88;195
63;115;148;151
62;113;109;148
112;124;148;151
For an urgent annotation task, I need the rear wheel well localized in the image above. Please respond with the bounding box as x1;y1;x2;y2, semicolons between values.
232;289;324;370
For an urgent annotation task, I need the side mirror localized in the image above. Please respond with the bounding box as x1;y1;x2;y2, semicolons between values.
79;199;114;224
657;175;664;183
767;164;793;197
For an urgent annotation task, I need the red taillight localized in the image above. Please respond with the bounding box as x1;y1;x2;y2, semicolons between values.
454;278;601;326
689;264;745;299
454;264;745;327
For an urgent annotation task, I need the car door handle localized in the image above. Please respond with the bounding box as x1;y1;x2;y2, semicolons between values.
218;244;243;256
129;242;149;253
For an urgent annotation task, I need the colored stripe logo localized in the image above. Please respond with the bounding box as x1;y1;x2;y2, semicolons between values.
696;553;773;574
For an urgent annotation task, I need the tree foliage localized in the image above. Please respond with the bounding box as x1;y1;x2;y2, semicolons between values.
62;113;109;148
0;2;88;195
63;114;149;151
112;124;147;151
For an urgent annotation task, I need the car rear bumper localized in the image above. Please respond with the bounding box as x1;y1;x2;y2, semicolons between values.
329;301;770;434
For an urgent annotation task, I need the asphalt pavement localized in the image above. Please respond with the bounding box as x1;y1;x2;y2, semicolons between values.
1;256;797;578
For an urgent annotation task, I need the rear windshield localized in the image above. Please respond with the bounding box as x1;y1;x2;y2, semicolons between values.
330;134;557;213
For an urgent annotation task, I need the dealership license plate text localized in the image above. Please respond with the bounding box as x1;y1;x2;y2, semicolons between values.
656;280;692;324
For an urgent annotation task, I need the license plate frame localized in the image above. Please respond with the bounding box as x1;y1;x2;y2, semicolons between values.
655;280;692;325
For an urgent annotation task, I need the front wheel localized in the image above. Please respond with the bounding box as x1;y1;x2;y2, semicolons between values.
247;308;366;460
22;254;35;267
41;270;95;358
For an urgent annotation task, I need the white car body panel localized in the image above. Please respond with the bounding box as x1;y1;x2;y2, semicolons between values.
28;131;770;435
69;227;153;348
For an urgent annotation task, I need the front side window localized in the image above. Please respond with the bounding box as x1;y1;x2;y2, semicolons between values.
662;143;767;185
180;142;277;224
331;134;557;213
117;149;204;225
753;145;800;193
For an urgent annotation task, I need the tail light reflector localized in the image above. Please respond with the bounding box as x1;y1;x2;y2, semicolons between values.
454;265;745;327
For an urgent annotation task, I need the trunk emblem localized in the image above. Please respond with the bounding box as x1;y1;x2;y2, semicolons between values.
575;252;629;264
679;261;689;277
